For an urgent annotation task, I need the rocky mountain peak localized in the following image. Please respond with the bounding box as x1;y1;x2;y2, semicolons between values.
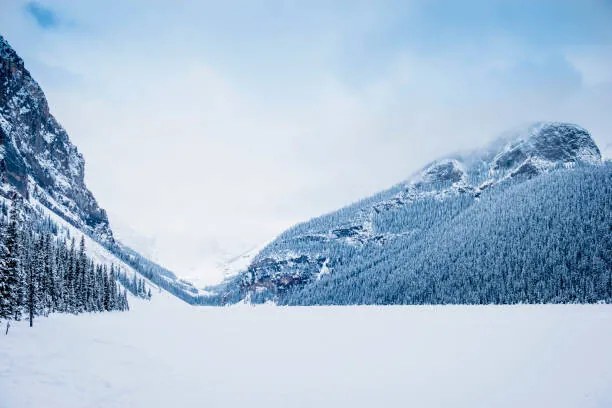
411;122;602;191
492;122;601;176
415;159;466;191
0;34;113;244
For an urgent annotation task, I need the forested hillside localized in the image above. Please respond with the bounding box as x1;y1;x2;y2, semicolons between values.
205;123;612;305
0;199;135;330
284;164;612;304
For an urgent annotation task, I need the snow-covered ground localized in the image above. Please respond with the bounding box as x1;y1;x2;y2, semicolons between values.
2;295;612;408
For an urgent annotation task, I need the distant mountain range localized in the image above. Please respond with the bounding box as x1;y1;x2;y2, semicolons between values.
2;34;610;307
204;122;611;305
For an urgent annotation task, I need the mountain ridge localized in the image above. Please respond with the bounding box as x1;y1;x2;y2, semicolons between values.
203;121;610;305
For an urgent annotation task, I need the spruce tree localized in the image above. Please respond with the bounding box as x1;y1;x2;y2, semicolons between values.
1;202;22;320
1;204;130;325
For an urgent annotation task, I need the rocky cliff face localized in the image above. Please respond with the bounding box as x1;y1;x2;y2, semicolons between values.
0;35;113;243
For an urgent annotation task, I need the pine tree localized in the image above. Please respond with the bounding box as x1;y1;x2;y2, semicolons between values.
0;202;130;328
26;240;38;327
0;224;13;323
0;201;22;321
66;238;77;313
41;233;56;314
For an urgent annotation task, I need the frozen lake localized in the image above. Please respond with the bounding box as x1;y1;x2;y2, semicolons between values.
2;293;612;407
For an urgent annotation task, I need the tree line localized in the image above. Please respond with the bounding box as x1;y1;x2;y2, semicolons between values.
0;200;132;332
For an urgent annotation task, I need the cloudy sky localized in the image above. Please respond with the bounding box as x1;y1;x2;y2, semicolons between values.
1;0;611;284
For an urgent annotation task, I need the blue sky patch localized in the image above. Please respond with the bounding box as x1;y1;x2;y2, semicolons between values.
25;2;59;29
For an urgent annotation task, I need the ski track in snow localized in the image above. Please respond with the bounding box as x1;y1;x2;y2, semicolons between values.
1;296;612;408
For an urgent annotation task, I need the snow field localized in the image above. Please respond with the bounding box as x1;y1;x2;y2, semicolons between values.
2;300;612;408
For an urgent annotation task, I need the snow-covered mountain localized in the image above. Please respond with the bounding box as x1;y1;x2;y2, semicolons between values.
0;35;113;243
0;34;197;301
206;122;610;305
3;32;609;307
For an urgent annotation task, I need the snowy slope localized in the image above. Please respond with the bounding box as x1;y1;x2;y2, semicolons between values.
1;304;612;407
222;243;270;279
32;199;141;281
